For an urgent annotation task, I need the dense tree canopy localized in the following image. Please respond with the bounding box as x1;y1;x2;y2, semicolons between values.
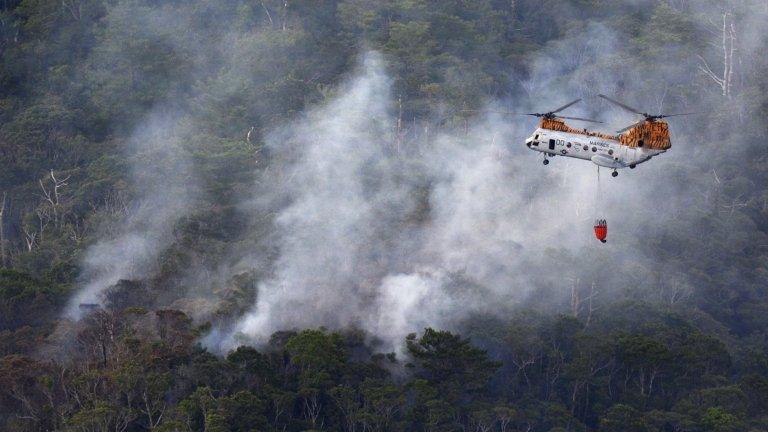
1;0;768;431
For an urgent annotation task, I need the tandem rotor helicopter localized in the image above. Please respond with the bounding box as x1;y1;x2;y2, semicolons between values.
473;94;696;243
518;94;694;177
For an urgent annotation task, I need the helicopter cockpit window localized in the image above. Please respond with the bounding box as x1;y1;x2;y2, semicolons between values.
534;134;539;140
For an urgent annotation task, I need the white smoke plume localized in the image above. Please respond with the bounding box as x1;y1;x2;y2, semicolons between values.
66;112;195;318
220;52;613;353
58;0;768;352
219;0;768;353
231;52;400;342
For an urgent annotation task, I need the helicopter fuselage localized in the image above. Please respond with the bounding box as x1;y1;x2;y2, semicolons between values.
525;127;665;170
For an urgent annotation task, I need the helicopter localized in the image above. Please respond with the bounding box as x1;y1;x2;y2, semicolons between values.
520;95;693;177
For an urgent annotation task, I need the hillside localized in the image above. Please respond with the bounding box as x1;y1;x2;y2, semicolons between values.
1;0;768;431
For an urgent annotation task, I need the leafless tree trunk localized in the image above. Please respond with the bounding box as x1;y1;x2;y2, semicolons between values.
697;12;737;98
260;0;274;26
281;1;288;31
495;409;512;432
570;278;598;324
39;169;71;226
0;192;6;266
61;0;82;21
585;282;598;327
22;224;37;251
303;392;322;429
570;277;581;317
141;389;165;431
395;95;404;153
721;194;748;220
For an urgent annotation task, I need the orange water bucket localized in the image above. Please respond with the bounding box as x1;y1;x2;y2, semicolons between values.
594;219;607;243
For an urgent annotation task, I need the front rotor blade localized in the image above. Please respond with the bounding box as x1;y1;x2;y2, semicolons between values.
658;112;701;119
551;98;582;113
557;116;604;124
616;120;645;134
598;94;643;115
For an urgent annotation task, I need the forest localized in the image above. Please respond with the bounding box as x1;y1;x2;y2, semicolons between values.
1;0;768;431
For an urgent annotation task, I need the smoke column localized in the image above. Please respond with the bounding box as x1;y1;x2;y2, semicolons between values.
66;112;195;318
220;2;768;352
222;51;618;352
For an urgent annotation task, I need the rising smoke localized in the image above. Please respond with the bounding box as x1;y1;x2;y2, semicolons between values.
66;0;768;354
66;112;197;318
216;47;648;352
216;2;768;353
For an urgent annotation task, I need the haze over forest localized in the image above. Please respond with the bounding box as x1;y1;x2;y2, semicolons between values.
1;0;768;431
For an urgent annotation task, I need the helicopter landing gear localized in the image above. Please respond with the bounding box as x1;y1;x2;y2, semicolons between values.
629;164;636;169
611;170;618;177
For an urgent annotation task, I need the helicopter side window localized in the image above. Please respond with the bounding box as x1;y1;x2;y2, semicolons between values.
566;142;572;148
592;146;597;152
583;145;588;151
534;134;539;140
549;139;556;150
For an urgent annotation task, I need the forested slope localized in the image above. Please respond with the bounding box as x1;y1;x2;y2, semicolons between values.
1;0;768;431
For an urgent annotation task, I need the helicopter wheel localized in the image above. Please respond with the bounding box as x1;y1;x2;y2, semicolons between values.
629;164;636;169
543;159;549;165
611;170;618;177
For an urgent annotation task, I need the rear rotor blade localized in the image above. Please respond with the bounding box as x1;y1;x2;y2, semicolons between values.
598;94;644;115
557;116;603;124
460;109;531;116
616;120;645;134
551;98;582;113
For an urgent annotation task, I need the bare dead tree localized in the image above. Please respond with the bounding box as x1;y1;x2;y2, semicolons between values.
61;0;82;21
90;189;130;217
569;277;581;318
570;278;598;326
663;0;690;12
395;95;404;153
22;224;37;251
65;219;87;245
281;0;288;31
260;0;274;26
660;278;693;306
39;170;71;225
721;194;749;220
0;192;6;267
302;390;322;429
494;406;514;432
697;11;737;98
585;282;598;327
35;207;51;243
